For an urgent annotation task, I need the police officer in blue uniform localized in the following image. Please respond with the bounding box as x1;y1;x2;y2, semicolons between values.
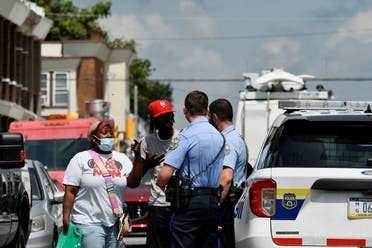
209;98;249;248
157;90;225;248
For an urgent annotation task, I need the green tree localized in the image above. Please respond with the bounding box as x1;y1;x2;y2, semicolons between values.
129;58;173;120
31;0;111;40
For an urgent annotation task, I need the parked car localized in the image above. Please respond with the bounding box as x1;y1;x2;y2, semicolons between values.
0;132;31;247
235;100;372;248
123;170;151;246
25;159;64;248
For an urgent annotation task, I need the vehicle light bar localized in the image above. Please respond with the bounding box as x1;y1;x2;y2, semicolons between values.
279;100;372;111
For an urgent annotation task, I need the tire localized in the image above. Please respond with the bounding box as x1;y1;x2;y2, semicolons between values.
52;227;59;248
6;226;26;248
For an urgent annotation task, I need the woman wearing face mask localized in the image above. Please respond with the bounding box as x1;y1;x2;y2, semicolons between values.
62;120;142;248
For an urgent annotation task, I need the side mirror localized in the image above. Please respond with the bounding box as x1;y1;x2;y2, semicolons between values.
52;191;65;204
0;132;25;168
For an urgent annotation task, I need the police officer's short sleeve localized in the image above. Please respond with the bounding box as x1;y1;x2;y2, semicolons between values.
164;136;188;170
223;142;238;170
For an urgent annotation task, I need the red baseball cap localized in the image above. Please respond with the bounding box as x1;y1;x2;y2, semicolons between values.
148;99;175;118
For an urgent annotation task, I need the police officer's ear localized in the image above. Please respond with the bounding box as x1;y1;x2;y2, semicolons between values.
210;112;219;123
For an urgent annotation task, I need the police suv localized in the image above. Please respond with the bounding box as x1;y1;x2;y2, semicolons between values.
235;100;372;248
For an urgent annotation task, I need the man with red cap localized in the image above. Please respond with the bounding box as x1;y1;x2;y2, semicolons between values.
140;99;178;248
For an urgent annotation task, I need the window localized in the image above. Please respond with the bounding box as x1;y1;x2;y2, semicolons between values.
40;73;49;106
269;120;372;168
40;71;69;107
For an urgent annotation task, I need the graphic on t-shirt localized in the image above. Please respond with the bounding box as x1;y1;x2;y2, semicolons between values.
88;158;123;178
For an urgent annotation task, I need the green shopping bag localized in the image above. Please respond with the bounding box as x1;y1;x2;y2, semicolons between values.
57;223;82;248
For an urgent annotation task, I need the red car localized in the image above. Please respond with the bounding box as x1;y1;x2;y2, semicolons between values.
124;172;151;245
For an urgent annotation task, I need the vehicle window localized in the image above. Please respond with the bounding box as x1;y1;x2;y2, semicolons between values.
38;164;55;199
24;139;90;170
270;120;372;168
29;167;42;200
256;127;279;169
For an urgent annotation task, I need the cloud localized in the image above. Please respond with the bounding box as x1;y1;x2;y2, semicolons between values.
327;6;372;47
178;0;216;35
178;47;232;77
99;12;231;78
99;14;179;50
259;38;301;68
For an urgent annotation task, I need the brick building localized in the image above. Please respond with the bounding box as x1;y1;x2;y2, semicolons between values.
0;0;52;131
41;29;135;139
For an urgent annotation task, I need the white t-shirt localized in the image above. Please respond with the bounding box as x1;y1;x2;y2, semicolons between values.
63;150;133;227
140;130;178;206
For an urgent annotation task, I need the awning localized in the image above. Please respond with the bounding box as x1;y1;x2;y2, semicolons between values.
0;100;38;120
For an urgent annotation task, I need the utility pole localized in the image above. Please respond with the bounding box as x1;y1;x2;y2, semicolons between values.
134;85;138;139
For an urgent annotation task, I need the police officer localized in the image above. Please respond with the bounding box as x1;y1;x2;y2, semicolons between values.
209;98;249;248
157;90;225;248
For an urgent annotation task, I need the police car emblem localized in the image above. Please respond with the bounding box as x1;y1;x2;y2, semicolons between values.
282;193;297;210
169;137;179;150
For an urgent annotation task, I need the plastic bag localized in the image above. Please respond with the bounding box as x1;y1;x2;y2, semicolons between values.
56;223;82;248
116;212;132;248
118;212;132;237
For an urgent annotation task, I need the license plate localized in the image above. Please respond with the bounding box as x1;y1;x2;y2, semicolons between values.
348;197;372;218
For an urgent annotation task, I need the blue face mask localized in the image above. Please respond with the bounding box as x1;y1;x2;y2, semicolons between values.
96;138;115;151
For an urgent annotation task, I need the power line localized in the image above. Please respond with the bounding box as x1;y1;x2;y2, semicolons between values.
46;12;350;21
148;77;372;82
126;29;372;41
58;77;372;83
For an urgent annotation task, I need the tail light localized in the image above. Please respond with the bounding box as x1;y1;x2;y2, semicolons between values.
20;149;25;161
249;179;276;217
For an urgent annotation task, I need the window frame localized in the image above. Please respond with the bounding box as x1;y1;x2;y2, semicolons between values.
40;72;50;107
52;71;69;107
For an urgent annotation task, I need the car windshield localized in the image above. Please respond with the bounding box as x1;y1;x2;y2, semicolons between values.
24;139;91;170
269;120;372;168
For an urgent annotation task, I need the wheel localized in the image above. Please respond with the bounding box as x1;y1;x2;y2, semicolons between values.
52;228;59;248
6;226;26;248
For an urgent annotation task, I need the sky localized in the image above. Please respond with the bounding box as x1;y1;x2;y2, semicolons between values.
74;0;372;130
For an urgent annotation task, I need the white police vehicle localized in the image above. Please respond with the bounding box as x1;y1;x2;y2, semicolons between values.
235;100;372;248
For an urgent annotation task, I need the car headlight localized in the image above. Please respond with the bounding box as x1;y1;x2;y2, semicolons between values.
31;214;46;232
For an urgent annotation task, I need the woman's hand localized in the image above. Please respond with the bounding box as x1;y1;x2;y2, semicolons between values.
127;139;144;188
130;139;142;157
62;185;79;235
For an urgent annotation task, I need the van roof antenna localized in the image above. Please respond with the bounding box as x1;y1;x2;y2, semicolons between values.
364;104;372;113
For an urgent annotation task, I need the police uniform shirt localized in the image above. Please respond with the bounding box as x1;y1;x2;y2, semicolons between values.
164;117;225;188
222;125;248;188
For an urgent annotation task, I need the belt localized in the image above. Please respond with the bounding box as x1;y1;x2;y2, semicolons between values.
190;187;218;196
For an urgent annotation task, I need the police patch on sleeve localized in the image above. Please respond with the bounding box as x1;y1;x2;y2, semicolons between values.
169;137;179;150
225;144;231;155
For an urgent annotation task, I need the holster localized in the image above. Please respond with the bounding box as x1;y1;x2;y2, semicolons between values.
165;175;180;208
165;176;192;208
229;185;243;206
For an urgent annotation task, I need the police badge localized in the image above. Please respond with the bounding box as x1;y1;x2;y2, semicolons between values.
282;193;297;210
168;137;179;150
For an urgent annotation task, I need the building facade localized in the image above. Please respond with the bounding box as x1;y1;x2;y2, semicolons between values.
0;0;52;131
41;30;135;140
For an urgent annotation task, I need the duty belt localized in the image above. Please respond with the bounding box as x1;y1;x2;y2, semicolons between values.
190;187;218;196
